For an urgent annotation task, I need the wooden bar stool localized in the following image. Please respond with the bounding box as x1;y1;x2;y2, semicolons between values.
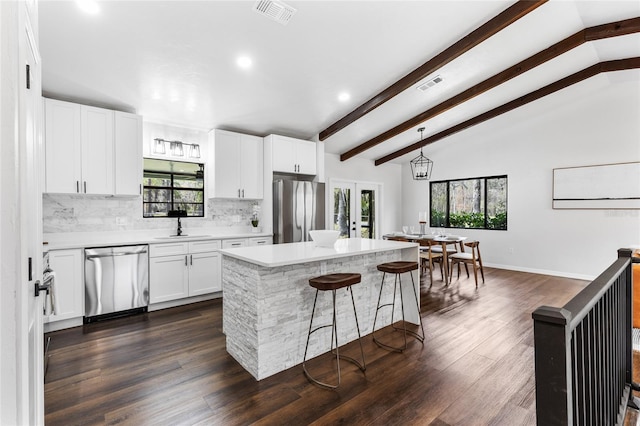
302;273;366;389
372;261;425;352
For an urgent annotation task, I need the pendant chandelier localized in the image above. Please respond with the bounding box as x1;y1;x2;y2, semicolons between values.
410;127;433;180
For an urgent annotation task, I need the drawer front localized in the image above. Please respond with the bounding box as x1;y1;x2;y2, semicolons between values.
149;242;189;257
189;239;222;253
248;237;272;246
222;239;247;249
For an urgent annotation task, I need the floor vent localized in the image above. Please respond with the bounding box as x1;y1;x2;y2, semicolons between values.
417;75;444;92
253;0;297;25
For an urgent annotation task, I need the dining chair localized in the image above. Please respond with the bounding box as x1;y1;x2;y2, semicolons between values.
418;239;444;285
448;240;485;287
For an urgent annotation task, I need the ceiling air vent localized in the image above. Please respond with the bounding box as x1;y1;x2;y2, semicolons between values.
416;75;443;92
253;0;297;26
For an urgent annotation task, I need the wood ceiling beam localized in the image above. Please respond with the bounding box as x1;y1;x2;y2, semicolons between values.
318;0;547;141
342;17;640;162
374;57;640;166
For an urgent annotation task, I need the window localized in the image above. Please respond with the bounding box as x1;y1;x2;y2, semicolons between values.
143;159;204;218
430;175;507;230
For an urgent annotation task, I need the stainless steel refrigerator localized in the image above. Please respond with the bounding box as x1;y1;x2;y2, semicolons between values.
273;179;325;244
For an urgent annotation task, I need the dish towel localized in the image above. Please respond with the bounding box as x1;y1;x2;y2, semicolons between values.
43;270;57;316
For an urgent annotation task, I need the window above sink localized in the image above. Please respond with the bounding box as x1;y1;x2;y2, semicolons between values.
142;158;205;218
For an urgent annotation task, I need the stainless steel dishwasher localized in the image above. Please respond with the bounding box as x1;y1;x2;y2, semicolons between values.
84;245;149;322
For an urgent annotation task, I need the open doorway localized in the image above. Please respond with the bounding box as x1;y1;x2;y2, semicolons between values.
329;180;381;239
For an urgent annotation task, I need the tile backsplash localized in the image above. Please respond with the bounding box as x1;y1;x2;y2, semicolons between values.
43;194;262;233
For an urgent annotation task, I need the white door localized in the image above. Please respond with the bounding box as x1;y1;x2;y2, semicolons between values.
21;6;45;423
329;180;380;239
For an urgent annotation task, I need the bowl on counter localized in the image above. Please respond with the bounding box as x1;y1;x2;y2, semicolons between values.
309;230;339;248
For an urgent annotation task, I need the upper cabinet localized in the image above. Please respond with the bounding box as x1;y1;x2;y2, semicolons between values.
44;98;142;196
208;129;263;199
44;99;83;194
114;111;143;196
268;134;316;175
80;105;114;195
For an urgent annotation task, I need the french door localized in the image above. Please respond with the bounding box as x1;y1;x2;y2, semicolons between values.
329;180;379;239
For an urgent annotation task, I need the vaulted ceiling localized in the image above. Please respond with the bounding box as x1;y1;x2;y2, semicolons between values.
39;1;640;165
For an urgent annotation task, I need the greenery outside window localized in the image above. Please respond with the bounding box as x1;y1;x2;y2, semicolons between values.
430;175;507;230
143;159;204;218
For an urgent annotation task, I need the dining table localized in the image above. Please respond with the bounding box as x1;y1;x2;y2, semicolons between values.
383;233;467;285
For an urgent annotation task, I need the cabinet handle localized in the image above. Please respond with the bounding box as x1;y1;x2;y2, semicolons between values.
190;254;193;266
238;189;241;198
185;255;188;266
84;181;87;193
242;189;244;198
139;184;142;195
76;181;80;193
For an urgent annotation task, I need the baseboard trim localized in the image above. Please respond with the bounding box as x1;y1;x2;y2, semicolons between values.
484;262;595;281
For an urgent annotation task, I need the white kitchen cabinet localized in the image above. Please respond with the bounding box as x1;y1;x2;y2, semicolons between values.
208;129;263;199
114;111;143;196
81;105;114;194
189;251;221;296
44;98;142;196
149;254;190;303
222;236;272;248
44;99;82;194
222;238;247;249
149;240;222;304
269;134;316;175
44;249;83;324
248;236;272;246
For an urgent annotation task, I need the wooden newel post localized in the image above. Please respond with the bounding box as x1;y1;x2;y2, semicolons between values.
619;248;635;394
532;306;572;426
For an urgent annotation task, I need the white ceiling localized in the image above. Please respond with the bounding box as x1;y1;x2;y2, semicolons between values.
39;0;640;164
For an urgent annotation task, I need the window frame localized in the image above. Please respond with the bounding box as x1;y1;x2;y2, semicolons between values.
142;165;205;218
429;174;507;231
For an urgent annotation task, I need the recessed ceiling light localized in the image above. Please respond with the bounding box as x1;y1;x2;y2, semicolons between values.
237;56;253;70
76;0;100;15
338;92;350;102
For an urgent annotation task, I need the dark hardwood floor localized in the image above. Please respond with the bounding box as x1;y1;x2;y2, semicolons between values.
44;268;589;425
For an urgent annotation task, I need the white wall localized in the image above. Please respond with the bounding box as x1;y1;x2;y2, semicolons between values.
324;153;402;237
402;72;640;279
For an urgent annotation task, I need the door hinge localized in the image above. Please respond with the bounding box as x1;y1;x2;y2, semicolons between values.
26;64;31;89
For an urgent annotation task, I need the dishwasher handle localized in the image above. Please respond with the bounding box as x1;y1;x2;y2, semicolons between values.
85;249;148;260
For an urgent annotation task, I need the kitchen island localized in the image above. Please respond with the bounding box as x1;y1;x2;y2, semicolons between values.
220;238;419;380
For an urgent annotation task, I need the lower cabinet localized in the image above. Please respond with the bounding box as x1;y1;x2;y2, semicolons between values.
45;249;84;324
222;236;273;248
149;240;222;304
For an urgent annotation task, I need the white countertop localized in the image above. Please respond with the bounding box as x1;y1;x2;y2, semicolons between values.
220;238;418;267
43;229;272;250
